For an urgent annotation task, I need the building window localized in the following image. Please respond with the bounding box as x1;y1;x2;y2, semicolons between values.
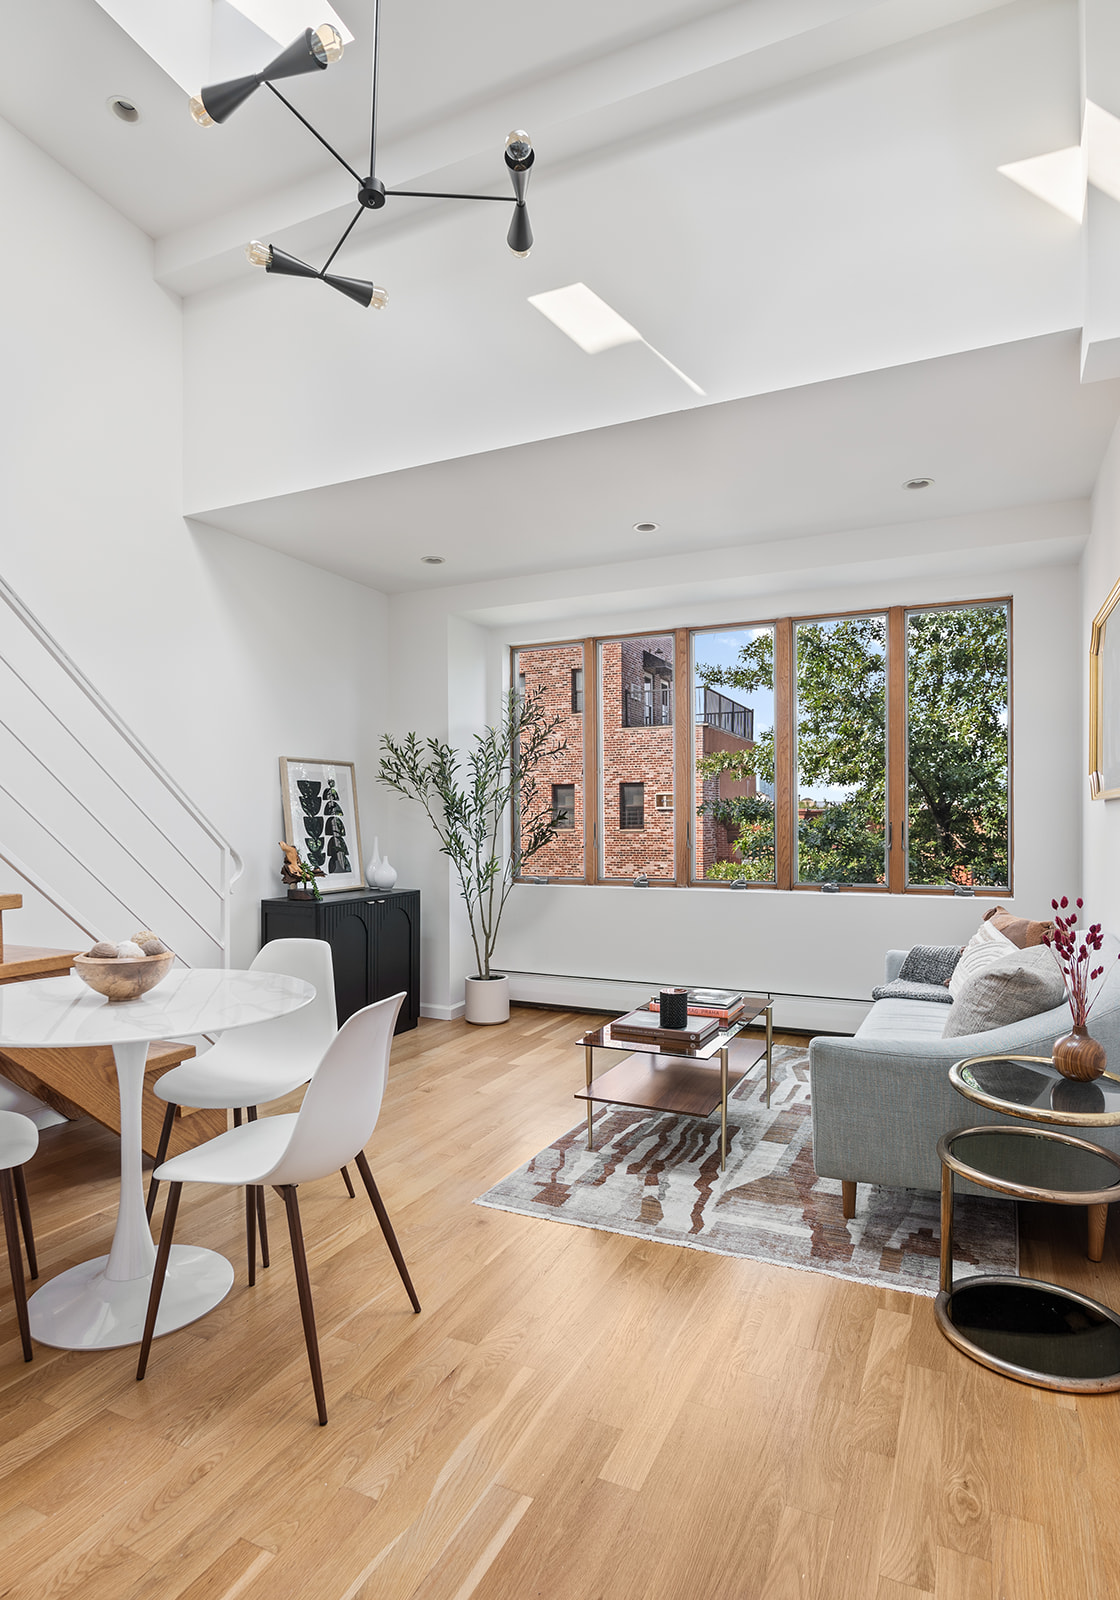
552;783;575;828
514;601;1010;892
511;643;587;879
619;783;645;829
571;667;584;713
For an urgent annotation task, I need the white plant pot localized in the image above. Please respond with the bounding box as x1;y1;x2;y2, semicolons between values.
464;974;510;1025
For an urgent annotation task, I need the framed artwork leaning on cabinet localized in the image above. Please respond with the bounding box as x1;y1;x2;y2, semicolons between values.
280;758;365;892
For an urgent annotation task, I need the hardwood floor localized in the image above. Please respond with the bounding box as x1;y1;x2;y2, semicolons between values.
1;1008;1118;1600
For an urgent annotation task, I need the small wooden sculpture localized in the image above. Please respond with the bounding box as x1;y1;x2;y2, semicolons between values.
279;841;324;900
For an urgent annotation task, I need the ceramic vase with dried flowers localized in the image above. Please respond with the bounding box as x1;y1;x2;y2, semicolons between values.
1043;897;1118;1080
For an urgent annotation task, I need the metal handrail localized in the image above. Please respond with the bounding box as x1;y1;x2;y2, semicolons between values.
0;579;243;885
0;576;242;965
0;844;103;945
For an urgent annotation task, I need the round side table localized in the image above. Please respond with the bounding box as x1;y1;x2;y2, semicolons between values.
937;1053;1120;1393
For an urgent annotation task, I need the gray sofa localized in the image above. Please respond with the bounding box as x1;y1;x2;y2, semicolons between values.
810;936;1120;1211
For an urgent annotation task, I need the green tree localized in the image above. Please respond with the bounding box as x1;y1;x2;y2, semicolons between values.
696;608;1008;886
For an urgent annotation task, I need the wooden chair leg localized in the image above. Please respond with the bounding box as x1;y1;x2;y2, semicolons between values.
0;1168;32;1362
137;1181;182;1381
280;1185;328;1426
146;1102;177;1221
842;1180;857;1221
12;1165;37;1280
354;1150;421;1313
1089;1202;1108;1263
340;1165;356;1199
245;1184;257;1288
245;1111;269;1269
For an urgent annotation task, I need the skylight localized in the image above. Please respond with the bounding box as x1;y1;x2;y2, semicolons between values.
528;283;705;395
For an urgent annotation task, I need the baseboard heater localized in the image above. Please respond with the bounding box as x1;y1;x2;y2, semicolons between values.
501;970;870;1036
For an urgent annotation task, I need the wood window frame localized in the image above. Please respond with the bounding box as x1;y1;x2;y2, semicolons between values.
510;595;1011;894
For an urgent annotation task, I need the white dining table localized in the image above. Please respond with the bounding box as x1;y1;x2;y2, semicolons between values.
0;966;314;1350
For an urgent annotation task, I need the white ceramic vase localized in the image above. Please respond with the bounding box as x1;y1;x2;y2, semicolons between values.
464;974;510;1025
372;855;397;890
366;838;382;887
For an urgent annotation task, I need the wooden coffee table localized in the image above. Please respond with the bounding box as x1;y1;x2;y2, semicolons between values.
575;997;773;1172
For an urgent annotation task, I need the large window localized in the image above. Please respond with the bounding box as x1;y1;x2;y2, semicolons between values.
512;643;586;879
513;600;1010;892
598;635;675;879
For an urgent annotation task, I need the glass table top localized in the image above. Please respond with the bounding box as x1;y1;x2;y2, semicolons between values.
941;1279;1120;1386
945;1126;1120;1199
578;1000;770;1061
949;1054;1120;1125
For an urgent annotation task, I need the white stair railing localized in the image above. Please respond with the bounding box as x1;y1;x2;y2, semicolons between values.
0;576;242;967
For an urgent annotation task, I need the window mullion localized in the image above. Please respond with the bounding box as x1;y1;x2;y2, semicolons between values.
584;638;598;883
673;628;690;884
774;618;794;890
887;607;907;893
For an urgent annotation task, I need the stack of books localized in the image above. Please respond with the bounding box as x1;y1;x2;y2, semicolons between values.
609;1009;720;1048
644;988;746;1023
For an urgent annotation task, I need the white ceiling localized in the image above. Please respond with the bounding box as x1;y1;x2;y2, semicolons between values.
190;331;1120;591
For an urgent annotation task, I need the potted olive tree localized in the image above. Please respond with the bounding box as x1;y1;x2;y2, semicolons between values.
378;688;566;1024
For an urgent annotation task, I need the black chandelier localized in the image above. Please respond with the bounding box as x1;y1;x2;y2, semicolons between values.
189;8;534;310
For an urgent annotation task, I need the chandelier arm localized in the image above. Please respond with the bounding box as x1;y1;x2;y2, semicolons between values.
369;0;381;180
263;81;363;183
385;189;516;203
320;206;368;275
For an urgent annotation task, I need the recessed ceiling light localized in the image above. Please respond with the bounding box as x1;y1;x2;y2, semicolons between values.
420;555;445;564
528;283;705;396
903;477;935;490
634;522;659;533
107;96;140;123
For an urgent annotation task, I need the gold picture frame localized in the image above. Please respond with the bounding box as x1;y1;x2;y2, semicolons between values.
279;758;365;891
1090;576;1120;800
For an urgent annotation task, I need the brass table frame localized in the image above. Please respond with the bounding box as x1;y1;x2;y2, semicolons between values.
576;998;774;1173
937;1063;1120;1393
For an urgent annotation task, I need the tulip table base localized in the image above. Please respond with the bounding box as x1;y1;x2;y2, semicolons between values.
28;1244;235;1350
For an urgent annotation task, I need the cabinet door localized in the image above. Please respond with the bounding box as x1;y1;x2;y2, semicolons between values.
324;906;371;1025
371;896;419;1030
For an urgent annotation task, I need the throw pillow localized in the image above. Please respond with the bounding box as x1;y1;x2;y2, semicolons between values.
897;945;961;986
942;946;1066;1038
948;919;1016;1000
982;905;1054;949
871;979;955;1004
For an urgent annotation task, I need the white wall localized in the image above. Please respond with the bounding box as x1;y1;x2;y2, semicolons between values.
1083;415;1120;932
0;113;388;964
386;507;1083;1027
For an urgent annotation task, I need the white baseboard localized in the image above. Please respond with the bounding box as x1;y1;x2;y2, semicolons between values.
420;1001;466;1021
503;971;868;1036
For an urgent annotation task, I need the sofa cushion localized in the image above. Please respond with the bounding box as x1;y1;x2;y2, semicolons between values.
898;944;961;986
948;919;1016;999
871;979;954;1004
856;998;952;1042
982;905;1053;949
942;947;1066;1038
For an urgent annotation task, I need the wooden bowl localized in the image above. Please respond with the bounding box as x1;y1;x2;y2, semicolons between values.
73;950;175;1003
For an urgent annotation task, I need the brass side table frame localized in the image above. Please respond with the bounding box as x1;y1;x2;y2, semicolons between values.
575;998;773;1173
937;1053;1120;1393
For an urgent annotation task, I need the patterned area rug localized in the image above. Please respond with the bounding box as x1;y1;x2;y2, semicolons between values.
476;1043;1017;1297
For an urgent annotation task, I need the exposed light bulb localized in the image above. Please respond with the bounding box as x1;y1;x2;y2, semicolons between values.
511;247;531;259
311;24;344;66
506;129;533;164
189;94;214;127
246;240;272;268
368;285;389;310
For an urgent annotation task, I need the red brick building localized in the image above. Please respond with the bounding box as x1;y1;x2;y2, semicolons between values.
516;640;754;880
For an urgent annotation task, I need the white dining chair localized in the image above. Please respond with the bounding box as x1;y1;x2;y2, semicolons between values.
1;1109;39;1362
137;992;419;1425
146;940;341;1268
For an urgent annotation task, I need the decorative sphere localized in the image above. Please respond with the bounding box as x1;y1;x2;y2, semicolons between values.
116;940;145;959
88;941;118;959
139;938;168;956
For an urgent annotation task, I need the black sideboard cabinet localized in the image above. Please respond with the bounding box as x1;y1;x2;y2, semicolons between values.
260;889;420;1033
